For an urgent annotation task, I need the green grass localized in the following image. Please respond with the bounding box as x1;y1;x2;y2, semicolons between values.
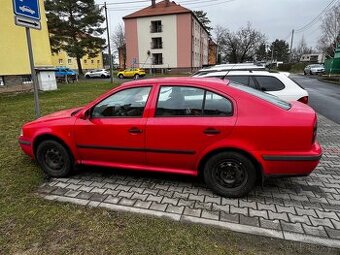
0;81;338;254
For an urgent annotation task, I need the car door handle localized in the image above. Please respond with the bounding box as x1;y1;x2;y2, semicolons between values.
128;127;143;134
204;128;221;135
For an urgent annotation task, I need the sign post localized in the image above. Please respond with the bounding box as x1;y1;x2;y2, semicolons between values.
13;0;41;118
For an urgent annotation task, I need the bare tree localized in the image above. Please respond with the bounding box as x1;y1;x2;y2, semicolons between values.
292;36;313;62
318;2;340;57
111;23;126;68
214;23;265;63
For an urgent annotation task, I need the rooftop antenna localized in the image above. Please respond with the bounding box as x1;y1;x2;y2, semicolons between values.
221;63;238;80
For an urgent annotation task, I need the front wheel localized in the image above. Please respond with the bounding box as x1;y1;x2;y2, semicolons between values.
203;152;257;197
85;75;90;79
118;74;124;79
36;140;73;177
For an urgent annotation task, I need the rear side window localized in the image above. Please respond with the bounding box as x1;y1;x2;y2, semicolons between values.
229;82;291;110
254;76;285;91
226;76;249;86
156;86;233;117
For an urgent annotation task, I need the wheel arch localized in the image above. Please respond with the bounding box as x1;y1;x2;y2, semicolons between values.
33;133;75;162
198;147;264;184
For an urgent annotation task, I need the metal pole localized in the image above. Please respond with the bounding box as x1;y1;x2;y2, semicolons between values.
289;29;294;63
26;27;40;118
104;2;114;83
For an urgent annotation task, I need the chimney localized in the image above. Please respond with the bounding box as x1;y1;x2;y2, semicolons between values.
151;0;156;7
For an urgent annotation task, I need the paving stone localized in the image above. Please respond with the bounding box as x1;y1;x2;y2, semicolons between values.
183;207;201;217
131;193;148;201
239;200;257;209
331;219;340;229
257;202;276;212
146;195;163;203
64;190;81;198
173;192;189;199
166;205;185;214
240;215;260;227
51;187;69;196
295;207;317;217
150;202;167;212
104;195;121;204
129;187;145;194
54;182;68;189
103;183;119;190
143;189;158;196
183;187;198;195
204;196;221;204
280;221;304;234
260;218;281;231
67;184;82;190
276;205;295;214
177;199;195;208
116;185;131;192
162;197;179;206
302;224;328;237
212;204;229;213
188;194;205;203
119;198;136;207
220;212;239;223
288;214;311;225
221;198;239;207
38;185;56;194
104;189;120;196
249;208;268;219
325;228;340;240
268;211;289;221
66;179;81;184
91;187;107;194
118;191;134;199
201;210;219;220
167;186;184;193
194;202;212;210
134;200;152;209
77;185;93;192
230;206;248;216
154;184;169;190
90;193;107;202
309;217;334;228
76;191;93;200
157;190;174;197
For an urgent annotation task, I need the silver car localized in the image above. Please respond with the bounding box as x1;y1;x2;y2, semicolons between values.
304;64;325;75
85;69;110;79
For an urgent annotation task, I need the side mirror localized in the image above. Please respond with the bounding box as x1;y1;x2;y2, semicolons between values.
79;109;90;120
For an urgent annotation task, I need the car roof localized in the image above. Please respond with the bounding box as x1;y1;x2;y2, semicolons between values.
195;70;286;77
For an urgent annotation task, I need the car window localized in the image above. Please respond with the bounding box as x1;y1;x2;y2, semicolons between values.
254;76;285;91
226;76;249;86
92;87;151;118
156;86;232;117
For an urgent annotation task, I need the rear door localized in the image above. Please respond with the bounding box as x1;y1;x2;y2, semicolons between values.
145;84;237;173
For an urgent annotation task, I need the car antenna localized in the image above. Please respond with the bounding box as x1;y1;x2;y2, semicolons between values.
221;63;238;81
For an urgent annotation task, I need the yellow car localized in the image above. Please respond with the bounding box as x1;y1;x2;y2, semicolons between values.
117;68;146;79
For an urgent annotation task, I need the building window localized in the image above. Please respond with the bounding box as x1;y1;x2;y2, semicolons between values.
84;60;87;64
150;20;162;33
151;37;162;49
58;59;63;64
68;59;72;64
97;60;100;64
152;53;163;65
91;59;94;64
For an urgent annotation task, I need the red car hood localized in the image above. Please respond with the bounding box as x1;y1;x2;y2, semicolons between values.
34;107;83;122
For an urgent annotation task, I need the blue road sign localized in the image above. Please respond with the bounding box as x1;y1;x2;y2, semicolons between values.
13;0;40;20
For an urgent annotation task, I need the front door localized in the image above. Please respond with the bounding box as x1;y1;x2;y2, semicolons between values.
74;86;152;167
145;85;237;174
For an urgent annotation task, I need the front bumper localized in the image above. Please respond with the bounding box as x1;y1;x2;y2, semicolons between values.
18;137;34;158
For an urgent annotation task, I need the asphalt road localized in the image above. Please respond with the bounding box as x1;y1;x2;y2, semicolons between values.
290;75;340;124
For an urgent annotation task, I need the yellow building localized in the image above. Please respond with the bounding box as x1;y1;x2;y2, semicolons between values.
0;0;53;86
51;51;104;71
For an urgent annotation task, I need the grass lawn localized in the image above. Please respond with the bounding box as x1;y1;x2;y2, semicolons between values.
0;81;338;254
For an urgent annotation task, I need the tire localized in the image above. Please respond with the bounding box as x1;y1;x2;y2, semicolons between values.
310;70;313;75
304;71;307;75
118;74;124;79
101;74;105;78
134;74;140;80
203;152;257;198
85;75;90;79
36;140;73;177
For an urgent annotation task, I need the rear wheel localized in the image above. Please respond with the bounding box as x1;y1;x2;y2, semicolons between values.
36;140;72;177
101;74;106;78
85;75;90;79
203;152;256;197
118;74;124;79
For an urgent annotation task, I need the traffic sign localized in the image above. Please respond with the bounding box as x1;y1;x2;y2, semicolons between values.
13;0;41;20
15;16;41;30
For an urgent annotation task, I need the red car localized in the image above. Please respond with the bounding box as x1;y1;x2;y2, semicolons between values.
19;78;322;197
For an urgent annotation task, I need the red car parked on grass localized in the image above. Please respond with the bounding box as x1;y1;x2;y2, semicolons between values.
19;78;322;197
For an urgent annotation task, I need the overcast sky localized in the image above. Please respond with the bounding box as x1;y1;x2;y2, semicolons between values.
95;0;333;50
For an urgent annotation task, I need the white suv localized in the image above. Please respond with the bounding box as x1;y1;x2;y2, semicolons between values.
84;69;110;79
193;70;309;104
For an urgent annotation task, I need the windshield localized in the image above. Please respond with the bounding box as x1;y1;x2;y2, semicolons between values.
229;81;291;110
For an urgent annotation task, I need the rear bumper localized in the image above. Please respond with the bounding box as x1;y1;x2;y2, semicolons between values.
259;142;322;177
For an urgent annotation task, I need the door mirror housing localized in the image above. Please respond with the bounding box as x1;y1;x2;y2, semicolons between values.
79;109;90;120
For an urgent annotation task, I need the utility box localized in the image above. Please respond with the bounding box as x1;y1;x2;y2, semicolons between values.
35;67;57;91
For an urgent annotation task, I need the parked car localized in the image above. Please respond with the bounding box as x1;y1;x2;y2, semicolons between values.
55;67;78;82
18;78;321;197
19;5;36;15
304;64;325;75
193;63;266;77
117;68;146;79
84;69;110;79
193;70;309;104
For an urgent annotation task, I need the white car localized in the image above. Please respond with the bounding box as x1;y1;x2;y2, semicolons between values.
192;70;309;104
304;64;325;75
19;6;36;15
84;69;110;79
